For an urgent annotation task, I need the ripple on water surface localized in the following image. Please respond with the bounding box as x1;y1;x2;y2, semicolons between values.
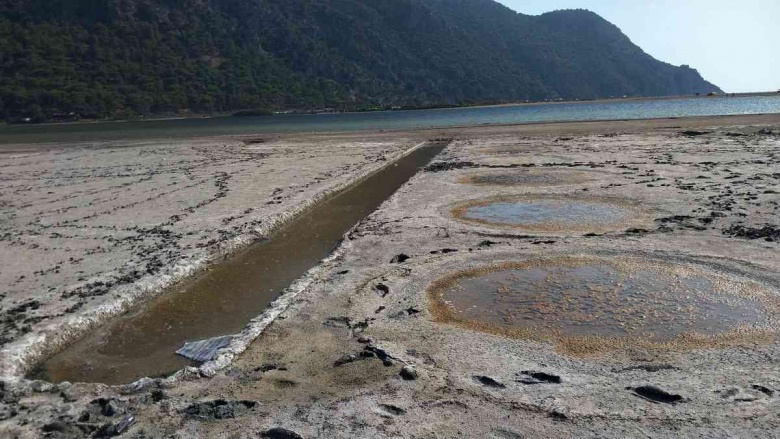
450;196;648;234
428;257;780;354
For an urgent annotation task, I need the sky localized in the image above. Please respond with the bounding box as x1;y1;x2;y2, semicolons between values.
496;0;779;93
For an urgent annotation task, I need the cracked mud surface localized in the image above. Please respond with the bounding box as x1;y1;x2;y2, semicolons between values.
2;114;780;438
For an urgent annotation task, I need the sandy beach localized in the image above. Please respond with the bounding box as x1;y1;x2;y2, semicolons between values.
2;114;780;438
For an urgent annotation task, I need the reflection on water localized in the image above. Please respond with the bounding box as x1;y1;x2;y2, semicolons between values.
444;262;768;339
2;94;780;145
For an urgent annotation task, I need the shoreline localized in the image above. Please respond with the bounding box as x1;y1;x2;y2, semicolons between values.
2;98;780;149
3;90;778;129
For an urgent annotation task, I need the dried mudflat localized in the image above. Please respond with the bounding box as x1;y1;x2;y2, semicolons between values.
3;114;780;438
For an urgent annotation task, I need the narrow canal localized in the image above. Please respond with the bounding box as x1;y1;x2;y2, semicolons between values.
31;141;447;384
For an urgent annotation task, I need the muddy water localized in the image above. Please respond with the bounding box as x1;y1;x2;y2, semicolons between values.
451;196;647;234
32;143;446;384
463;199;630;225
441;259;772;339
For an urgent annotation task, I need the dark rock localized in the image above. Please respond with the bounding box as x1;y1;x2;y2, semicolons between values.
752;385;775;397
41;421;69;433
90;398;117;417
680;130;710;137
334;354;358;367
377;404;406;416
390;254;410;263
150;389;166;402
723;224;780;241
549;410;568;421
473;375;506;388
517;371;562;384
374;283;390;297
430;248;459;254
630;385;684;404
255;363;283;373
260;427;304;439
400;365;418;380
93;415;136;438
477;240;498;247
183;399;257;420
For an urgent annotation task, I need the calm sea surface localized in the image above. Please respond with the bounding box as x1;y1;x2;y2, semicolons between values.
2;95;779;145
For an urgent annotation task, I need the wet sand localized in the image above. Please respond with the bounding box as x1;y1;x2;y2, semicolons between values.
2;114;780;438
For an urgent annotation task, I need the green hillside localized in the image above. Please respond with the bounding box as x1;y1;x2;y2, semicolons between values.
0;0;721;120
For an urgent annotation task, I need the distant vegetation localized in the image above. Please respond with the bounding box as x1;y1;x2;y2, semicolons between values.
0;0;721;122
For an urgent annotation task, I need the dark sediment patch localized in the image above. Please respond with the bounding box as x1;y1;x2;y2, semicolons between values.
459;169;595;187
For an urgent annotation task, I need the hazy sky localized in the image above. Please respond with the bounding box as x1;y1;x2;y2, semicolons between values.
496;0;779;93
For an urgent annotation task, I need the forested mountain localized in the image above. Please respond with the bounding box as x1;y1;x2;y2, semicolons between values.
0;0;722;120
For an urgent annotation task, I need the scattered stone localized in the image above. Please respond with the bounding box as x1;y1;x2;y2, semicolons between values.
549;410;568;422
374;283;390;297
752;385;775;397
400;366;418;381
183;399;257;420
324;316;352;328
723;224;780;241
255;363;284;373
93;415;136;438
517;371;562;384
680;130;710;137
150;389;166;402
377;404;406;416
430;248;458;254
260;427;305;439
630;385;684;404
473;375;506;388
334;354;358;367
91;398;118;417
390;254;410;263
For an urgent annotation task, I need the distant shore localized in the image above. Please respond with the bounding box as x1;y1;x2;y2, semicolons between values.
3;90;779;128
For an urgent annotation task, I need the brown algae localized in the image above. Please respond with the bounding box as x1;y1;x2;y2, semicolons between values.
427;256;780;356
450;195;650;234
